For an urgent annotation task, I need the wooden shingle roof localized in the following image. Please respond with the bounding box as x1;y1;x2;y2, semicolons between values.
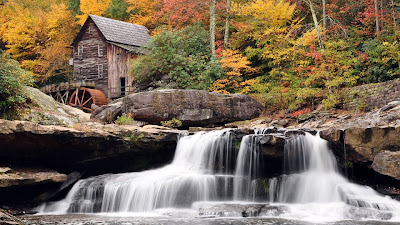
89;14;151;47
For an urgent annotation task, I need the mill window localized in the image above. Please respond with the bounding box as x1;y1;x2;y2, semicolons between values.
78;45;83;60
89;24;93;34
98;44;103;57
98;64;103;78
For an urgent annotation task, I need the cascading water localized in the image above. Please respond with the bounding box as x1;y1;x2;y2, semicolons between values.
38;128;400;222
268;132;400;221
39;130;237;213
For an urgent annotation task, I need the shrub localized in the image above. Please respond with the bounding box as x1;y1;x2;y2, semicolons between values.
161;118;182;128
0;51;34;117
115;114;135;125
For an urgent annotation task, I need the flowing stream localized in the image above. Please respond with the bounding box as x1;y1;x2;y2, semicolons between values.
37;129;400;223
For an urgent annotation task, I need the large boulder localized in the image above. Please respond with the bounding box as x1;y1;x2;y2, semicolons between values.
21;87;91;125
372;151;400;180
92;89;263;126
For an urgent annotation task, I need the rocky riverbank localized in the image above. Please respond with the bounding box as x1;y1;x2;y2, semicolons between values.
1;87;399;220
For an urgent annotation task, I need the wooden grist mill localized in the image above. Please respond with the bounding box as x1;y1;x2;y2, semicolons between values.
40;15;150;112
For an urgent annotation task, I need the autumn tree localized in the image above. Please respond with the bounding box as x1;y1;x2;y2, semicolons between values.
0;0;79;82
78;0;111;24
210;49;256;94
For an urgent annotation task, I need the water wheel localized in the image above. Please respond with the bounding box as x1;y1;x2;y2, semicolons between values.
69;87;108;112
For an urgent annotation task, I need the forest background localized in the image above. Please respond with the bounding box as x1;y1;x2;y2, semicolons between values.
1;0;400;116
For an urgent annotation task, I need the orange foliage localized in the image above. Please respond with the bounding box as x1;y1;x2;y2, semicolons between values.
210;50;257;94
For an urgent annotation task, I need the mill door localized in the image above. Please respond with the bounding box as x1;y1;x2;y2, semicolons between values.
120;77;126;97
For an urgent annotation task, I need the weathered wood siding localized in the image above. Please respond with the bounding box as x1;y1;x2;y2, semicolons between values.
107;44;136;98
72;19;109;98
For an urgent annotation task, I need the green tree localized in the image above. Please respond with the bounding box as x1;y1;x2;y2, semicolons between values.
105;0;130;21
130;24;225;90
66;0;82;15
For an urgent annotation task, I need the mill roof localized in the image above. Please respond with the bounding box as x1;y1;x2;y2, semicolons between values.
72;14;151;50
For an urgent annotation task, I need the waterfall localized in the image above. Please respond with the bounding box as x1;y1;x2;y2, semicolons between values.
268;132;400;219
39;130;236;213
39;128;400;221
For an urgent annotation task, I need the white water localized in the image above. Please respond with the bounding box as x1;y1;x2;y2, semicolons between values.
38;130;236;213
268;132;400;221
38;129;400;222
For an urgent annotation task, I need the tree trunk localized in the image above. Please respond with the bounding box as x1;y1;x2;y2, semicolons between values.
391;0;397;33
307;0;325;54
224;0;231;49
375;0;380;36
322;0;327;29
210;0;216;58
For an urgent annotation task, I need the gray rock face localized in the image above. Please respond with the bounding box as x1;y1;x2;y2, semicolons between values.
372;151;400;180
320;126;400;181
92;89;263;126
321;126;400;163
0;119;181;175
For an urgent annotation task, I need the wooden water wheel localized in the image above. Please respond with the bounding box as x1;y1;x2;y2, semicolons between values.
69;87;108;112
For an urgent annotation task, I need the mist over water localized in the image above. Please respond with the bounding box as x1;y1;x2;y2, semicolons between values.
38;129;400;223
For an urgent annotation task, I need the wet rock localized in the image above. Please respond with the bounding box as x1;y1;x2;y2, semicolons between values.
198;203;265;217
92;89;263;127
372;151;400;180
260;205;289;217
344;206;392;220
0;209;23;225
259;134;286;158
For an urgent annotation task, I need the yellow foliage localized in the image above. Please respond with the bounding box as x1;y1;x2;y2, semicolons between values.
78;0;111;25
0;0;79;81
233;0;298;40
126;0;158;29
210;50;257;94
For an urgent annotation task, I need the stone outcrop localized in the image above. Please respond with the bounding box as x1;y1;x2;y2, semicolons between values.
372;151;400;180
0;119;182;175
320;126;400;163
21;87;91;125
320;126;400;181
0;167;67;207
0;168;66;189
92;89;263;126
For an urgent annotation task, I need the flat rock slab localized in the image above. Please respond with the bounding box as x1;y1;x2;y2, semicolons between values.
0;168;67;188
